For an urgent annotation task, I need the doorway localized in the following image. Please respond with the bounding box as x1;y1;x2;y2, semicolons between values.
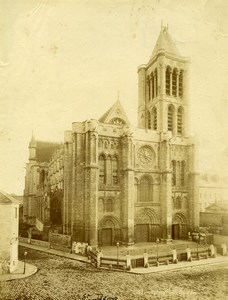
172;224;180;239
100;228;112;246
135;224;149;243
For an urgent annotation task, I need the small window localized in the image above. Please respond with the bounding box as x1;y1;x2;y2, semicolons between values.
99;155;105;184
152;107;157;130
180;161;186;186
112;157;118;185
154;69;158;98
172;69;177;97
147;111;151;129
151;73;154;100
168;105;174;132
166;67;171;95
179;70;183;98
172;160;176;186
177;107;184;135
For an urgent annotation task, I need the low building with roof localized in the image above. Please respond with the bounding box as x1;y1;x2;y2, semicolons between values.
0;191;19;273
200;202;228;235
199;173;228;212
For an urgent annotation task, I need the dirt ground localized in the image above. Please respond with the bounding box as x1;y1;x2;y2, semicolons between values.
0;246;227;300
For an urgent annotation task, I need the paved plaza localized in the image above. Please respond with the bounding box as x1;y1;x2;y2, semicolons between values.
0;246;227;300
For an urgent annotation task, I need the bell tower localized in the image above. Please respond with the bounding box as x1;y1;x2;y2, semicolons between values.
138;25;190;139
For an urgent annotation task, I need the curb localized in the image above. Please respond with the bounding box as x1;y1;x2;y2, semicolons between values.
0;261;38;282
19;242;228;275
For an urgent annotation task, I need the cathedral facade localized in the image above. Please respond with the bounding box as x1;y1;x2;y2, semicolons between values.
24;26;199;246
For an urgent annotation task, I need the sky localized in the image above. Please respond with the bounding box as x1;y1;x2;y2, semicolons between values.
0;0;228;195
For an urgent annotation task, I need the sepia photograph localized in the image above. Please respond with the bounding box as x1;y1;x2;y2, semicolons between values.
0;0;228;299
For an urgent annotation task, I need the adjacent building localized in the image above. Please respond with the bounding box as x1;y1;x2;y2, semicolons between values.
24;26;199;246
0;191;19;273
199;174;228;212
200;203;228;235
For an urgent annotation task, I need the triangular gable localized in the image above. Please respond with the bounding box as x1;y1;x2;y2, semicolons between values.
205;204;226;213
99;100;130;127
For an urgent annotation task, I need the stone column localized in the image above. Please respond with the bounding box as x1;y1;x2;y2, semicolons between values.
63;131;73;236
159;63;166;96
121;135;135;245
188;141;199;231
84;124;99;247
172;248;178;263
143;251;149;267
138;65;147;128
159;140;172;240
187;247;191;261
183;68;190;136
126;253;131;270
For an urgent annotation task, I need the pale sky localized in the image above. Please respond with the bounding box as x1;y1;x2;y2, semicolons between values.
0;0;228;194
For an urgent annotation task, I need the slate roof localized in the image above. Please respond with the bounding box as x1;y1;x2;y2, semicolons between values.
0;190;20;205
150;26;181;60
36;141;60;163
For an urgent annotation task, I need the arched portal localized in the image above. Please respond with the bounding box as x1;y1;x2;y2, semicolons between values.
98;216;121;246
134;208;160;243
172;213;188;240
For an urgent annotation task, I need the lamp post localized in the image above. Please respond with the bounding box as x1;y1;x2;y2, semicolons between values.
188;232;191;241
196;233;200;259
23;251;27;274
156;238;159;263
116;242;119;268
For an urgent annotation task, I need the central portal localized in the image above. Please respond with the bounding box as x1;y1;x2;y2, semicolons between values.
135;224;149;243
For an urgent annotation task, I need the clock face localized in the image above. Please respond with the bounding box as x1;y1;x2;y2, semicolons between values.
137;146;154;167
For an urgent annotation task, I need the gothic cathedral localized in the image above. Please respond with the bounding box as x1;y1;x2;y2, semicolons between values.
24;26;199;246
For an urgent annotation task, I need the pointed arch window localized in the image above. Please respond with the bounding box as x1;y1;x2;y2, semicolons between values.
168;105;174;132
147;111;151;129
179;70;183;98
166;67;171;95
151;73;154;100
177;107;184;135
139;176;152;202
176;161;180;186
172;69;177;97
99;155;105;184
154;69;158;98
172;160;176;186
180;161;186;187
147;76;151;102
152;107;157;130
112;156;118;185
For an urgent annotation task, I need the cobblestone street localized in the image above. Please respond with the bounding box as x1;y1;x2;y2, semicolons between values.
0;246;227;300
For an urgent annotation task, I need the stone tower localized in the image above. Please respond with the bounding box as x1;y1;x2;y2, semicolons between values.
138;25;199;238
138;25;189;135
